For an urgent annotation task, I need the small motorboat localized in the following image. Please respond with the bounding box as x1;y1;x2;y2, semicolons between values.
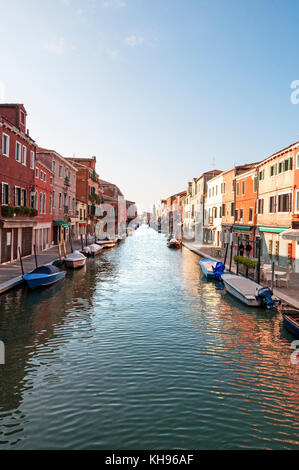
23;265;65;289
199;258;226;280
89;243;103;256
277;304;299;338
96;239;116;249
221;273;277;309
167;238;181;249
64;250;86;269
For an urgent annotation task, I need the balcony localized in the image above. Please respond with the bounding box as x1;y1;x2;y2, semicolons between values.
1;205;38;218
64;205;69;214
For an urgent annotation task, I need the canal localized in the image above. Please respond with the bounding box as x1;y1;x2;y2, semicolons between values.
0;226;298;449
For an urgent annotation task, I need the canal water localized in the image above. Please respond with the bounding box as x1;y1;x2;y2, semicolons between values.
0;226;298;449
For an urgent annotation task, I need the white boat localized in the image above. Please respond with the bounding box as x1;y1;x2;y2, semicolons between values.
65;250;86;269
89;243;103;256
221;273;276;309
96;239;116;249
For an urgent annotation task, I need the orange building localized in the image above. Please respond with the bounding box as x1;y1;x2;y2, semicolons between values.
233;167;258;253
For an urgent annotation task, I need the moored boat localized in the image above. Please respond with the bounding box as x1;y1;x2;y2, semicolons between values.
64;251;86;269
23;265;66;289
88;243;103;256
221;273;276;309
277;304;299;338
167;238;181;249
199;258;226;280
96;239;116;249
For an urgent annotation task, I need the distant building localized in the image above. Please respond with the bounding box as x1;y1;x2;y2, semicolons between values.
33;160;54;252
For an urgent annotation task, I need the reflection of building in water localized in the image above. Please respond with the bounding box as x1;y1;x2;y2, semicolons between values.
0;253;120;414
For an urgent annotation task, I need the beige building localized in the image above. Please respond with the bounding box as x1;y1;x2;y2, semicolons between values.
256;143;296;268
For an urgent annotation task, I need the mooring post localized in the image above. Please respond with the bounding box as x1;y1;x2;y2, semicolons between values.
19;247;24;275
271;261;275;291
34;244;38;268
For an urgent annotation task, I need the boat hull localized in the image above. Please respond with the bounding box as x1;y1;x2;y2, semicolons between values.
283;314;299;338
223;279;261;306
65;258;86;269
199;258;218;279
23;271;66;289
96;241;116;249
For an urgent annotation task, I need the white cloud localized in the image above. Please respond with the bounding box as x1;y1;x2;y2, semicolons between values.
102;0;126;8
124;35;144;47
0;80;5;102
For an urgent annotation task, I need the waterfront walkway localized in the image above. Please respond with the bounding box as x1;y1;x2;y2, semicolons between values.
183;240;299;309
0;240;82;294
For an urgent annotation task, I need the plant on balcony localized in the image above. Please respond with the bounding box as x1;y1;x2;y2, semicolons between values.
234;255;257;269
89;193;101;205
1;205;14;217
64;176;70;187
1;205;38;217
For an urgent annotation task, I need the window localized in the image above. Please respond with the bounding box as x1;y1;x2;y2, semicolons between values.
258;198;264;214
22;146;26;165
235;209;238;221
30;151;35;169
253;176;257;193
69;195;71;209
249;207;253;222
35;168;39;178
35;192;38;210
270;164;277;176
284;159;289;171
40;193;43;213
20;110;25;125
297;154;299;169
16;142;21;162
269;196;276;213
240;209;244;222
59;193;62;208
44;172;47;183
52;160;56;173
59;165;63;177
21;189;27;207
278;161;283;173
40;170;43;180
15;187;21;206
230;202;234;217
222;204;226;217
242;181;245;195
43;194;46;214
236;183;240;196
2;134;9;156
50;176;53;185
50;196;53;214
296;190;299;213
259;169;264;180
53;190;56;208
1;183;9;205
278;193;291;212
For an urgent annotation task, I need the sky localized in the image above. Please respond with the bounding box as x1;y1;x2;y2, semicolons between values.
1;0;299;210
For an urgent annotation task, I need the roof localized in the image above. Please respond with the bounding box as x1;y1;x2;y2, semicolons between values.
37;147;78;172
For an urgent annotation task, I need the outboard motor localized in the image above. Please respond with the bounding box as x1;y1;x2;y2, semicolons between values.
257;286;275;310
212;262;225;281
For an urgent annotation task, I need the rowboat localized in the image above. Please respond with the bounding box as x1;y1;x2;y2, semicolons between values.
82;243;103;257
64;251;86;269
96;239;116;249
167;238;181;249
278;304;299;338
23;265;65;289
199;258;226;280
221;273;276;309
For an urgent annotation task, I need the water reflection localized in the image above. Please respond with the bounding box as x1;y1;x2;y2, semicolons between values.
0;227;298;449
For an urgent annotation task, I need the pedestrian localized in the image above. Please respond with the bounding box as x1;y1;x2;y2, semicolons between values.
246;242;252;257
239;242;245;256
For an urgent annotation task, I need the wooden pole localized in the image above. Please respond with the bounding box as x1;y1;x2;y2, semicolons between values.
63;240;67;258
19;247;24;275
229;242;233;273
58;241;62;261
81;234;84;250
70;232;73;253
271;261;275;291
33;244;38;268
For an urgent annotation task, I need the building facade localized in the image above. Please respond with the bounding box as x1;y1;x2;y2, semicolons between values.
205;173;224;246
37;148;77;244
33;160;54;252
0;104;37;263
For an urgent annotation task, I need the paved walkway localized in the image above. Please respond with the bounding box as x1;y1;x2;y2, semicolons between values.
183;240;299;309
0;240;82;294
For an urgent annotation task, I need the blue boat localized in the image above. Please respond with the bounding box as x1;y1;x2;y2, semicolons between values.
279;305;299;338
199;258;226;280
23;265;66;290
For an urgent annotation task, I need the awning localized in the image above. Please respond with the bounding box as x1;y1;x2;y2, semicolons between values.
233;225;252;231
282;229;299;241
79;223;87;226
54;221;70;228
258;226;289;234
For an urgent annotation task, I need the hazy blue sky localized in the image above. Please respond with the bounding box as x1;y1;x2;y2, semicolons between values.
1;0;299;210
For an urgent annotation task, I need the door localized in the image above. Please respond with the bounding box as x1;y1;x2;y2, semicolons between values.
296;241;299;273
1;229;12;263
21;227;32;256
13;228;18;260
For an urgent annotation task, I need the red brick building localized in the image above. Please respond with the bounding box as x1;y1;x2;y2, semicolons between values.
99;179;126;236
0;104;37;263
33;160;54;252
37;148;77;244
